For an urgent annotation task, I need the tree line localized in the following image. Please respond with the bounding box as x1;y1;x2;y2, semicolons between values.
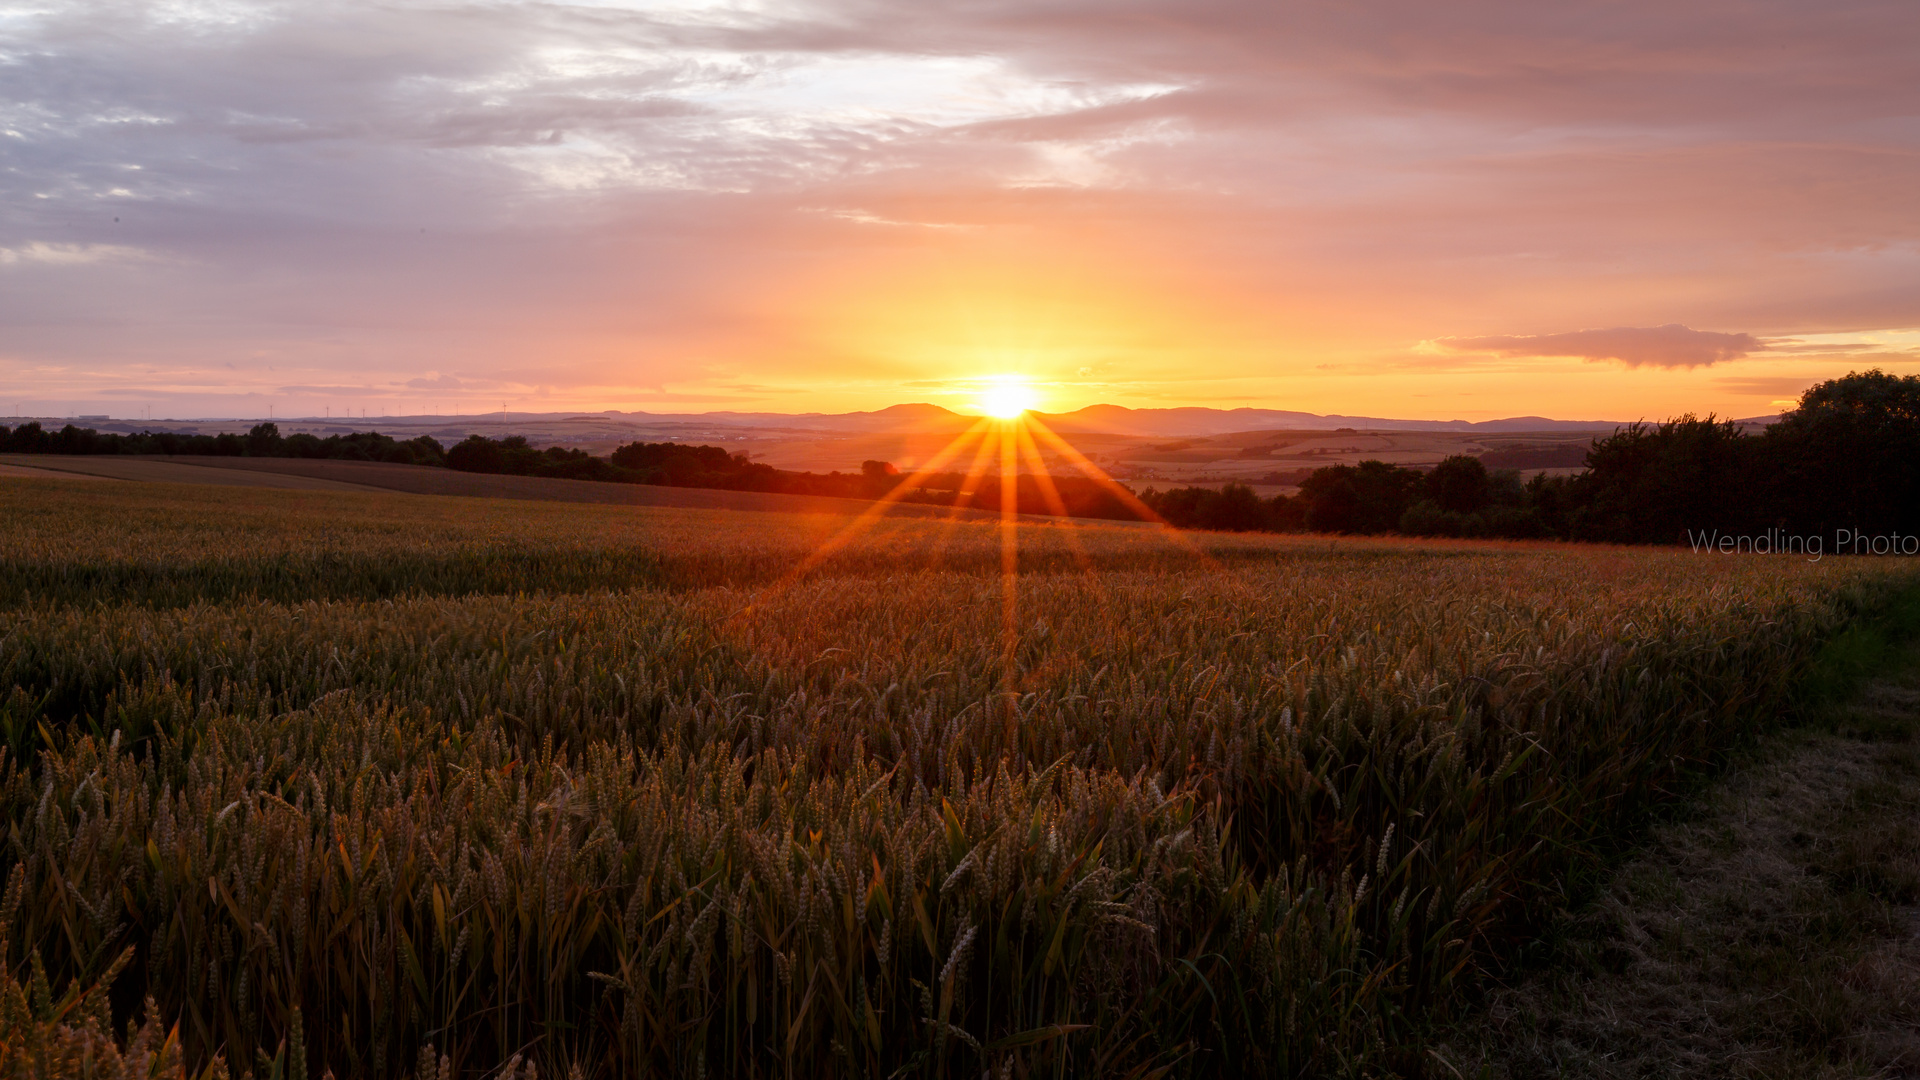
0;422;1133;515
0;421;447;465
444;435;911;497
1139;370;1920;544
3;370;1913;545
451;435;1140;516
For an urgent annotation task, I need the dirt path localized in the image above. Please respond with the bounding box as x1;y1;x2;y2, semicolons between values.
1447;646;1920;1078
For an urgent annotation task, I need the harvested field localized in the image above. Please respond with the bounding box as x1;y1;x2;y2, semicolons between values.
0;453;386;491
0;461;112;481
0;452;1038;519
145;455;1020;519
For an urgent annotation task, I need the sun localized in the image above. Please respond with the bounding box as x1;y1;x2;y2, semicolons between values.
977;375;1038;419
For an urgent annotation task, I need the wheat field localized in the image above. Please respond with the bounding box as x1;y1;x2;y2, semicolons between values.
2;477;1914;1078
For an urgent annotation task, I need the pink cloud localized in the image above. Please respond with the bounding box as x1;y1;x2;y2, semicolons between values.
1438;325;1764;368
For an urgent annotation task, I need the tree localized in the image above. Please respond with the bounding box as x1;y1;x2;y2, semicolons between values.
246;422;281;457
1427;455;1492;514
402;435;446;467
446;434;505;473
1299;461;1425;534
1398;500;1459;537
5;422;46;453
1761;370;1920;536
1198;483;1268;531
862;459;900;495
1569;416;1754;544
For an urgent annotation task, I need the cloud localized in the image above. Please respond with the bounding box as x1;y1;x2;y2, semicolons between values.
0;243;155;266
1761;340;1884;354
1436;325;1764;369
1;0;1917;417
1714;376;1815;397
1760;329;1920;360
405;373;483;390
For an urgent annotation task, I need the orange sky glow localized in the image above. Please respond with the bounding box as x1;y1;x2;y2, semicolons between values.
4;1;1917;421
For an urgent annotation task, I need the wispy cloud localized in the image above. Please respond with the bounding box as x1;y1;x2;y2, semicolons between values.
1761;329;1920;359
1433;325;1763;369
0;242;156;266
1715;376;1815;397
276;384;385;396
404;373;486;391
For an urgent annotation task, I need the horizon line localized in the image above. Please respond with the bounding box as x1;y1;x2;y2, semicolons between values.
3;401;1784;428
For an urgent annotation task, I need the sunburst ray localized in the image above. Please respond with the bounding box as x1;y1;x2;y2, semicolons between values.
731;418;993;617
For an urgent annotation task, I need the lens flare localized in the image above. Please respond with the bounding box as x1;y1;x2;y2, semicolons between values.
978;376;1037;419
731;393;1214;712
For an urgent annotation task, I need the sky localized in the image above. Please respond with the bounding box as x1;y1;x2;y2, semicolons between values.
4;0;1918;421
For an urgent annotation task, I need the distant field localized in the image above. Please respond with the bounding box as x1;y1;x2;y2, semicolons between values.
733;426;1610;484
0;461;112;481
149;455;1029;520
167;453;1059;522
0;453;384;491
0;453;1029;521
1099;427;1605;488
3;479;1915;1078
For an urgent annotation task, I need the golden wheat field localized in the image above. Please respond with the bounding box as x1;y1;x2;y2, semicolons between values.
2;476;1916;1079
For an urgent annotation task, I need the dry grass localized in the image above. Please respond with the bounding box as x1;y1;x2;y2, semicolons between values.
1449;647;1920;1079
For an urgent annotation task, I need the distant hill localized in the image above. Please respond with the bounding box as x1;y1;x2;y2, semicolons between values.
1029;405;1629;437
623;403;980;434
56;403;1778;442
604;403;1638;437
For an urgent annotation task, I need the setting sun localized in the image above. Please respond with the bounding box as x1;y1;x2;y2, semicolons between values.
977;376;1039;418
